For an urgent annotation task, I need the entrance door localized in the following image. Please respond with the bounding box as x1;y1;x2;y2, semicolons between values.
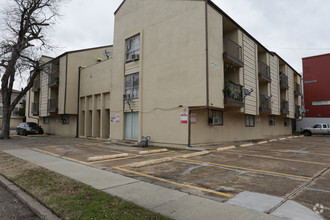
124;112;139;140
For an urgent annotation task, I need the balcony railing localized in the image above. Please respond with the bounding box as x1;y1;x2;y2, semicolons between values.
259;94;271;113
48;74;59;87
223;37;244;67
294;83;301;96
281;99;289;114
32;80;40;92
32;102;39;115
295;105;301;117
223;80;244;107
48;98;58;113
258;61;271;83
280;72;289;90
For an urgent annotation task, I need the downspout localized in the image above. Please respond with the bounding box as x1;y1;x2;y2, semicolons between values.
188;0;209;148
75;66;83;138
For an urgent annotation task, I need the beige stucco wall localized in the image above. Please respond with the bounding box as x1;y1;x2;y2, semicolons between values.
40;115;76;136
191;109;291;145
270;54;280;115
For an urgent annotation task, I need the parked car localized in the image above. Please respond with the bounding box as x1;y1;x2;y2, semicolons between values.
16;122;44;136
302;123;330;136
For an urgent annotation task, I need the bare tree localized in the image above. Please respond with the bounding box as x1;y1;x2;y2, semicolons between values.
0;0;62;139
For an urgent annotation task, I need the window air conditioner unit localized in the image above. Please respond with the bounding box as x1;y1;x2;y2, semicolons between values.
123;94;127;99
132;54;140;61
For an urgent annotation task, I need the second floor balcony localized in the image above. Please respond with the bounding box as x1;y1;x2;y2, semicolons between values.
281;99;289;115
223;80;244;107
259;94;271;113
48;98;58;113
32;80;40;92
258;61;271;83
294;83;301;96
280;72;289;90
32;102;39;115
48;74;59;87
295;105;301;117
223;37;244;68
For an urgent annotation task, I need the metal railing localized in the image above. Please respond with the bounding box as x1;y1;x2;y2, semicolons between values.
32;80;40;92
32;102;39;115
48;74;59;87
224;80;243;104
281;99;289;114
224;37;242;63
280;72;288;89
48;98;58;112
258;61;271;82
295;83;301;96
295;105;301;117
259;94;271;113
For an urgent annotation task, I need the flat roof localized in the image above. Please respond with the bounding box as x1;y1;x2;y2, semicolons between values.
302;53;330;60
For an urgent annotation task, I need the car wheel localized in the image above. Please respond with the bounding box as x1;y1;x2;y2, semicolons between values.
23;130;28;136
16;130;19;135
303;130;311;136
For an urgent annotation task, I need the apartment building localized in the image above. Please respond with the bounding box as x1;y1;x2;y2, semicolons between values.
0;90;25;129
26;46;113;136
28;0;302;147
296;53;330;130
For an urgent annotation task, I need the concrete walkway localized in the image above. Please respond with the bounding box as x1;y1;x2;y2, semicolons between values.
4;148;281;220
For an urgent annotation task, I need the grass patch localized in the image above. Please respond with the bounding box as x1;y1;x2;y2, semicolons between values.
0;151;170;220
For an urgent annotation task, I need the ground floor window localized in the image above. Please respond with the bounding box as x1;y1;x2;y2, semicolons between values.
284;118;290;126
124;112;139;140
245;115;255;127
208;110;223;126
269;116;275;125
43;117;49;124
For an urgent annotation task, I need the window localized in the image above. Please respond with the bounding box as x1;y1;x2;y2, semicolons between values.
12;107;19;116
313;124;321;128
208;110;223;126
125;73;139;98
126;34;140;62
312;100;330;106
0;107;2;115
323;124;327;129
269;116;275;125
43;117;49;124
61;115;69;124
284;118;290;126
245;115;255;127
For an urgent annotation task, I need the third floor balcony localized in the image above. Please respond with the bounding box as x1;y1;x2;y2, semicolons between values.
48;74;59;87
258;61;271;83
280;72;289;90
223;80;244;108
223;37;244;68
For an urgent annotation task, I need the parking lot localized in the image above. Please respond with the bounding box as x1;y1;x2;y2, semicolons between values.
3;134;330;219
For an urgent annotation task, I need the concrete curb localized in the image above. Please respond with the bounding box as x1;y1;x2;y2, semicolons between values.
240;143;254;148
178;151;209;158
129;157;173;168
0;175;60;220
139;148;168;155
217;146;236;151
87;153;129;162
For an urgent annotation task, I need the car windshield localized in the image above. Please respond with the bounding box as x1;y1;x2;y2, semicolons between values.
27;123;39;128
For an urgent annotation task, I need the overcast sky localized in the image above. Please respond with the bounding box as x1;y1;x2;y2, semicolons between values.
2;0;330;89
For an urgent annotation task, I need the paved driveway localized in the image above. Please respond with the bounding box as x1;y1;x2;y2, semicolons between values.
2;134;329;219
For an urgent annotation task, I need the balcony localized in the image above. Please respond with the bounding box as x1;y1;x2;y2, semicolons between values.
259;94;271;113
48;74;59;87
223;80;244;107
294;83;301;96
258;61;271;83
223;37;244;68
31;102;39;115
280;99;289;114
280;72;289;90
295;105;301;117
32;80;40;92
48;98;58;113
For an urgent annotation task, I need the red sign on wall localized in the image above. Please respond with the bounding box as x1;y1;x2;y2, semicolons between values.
180;112;188;124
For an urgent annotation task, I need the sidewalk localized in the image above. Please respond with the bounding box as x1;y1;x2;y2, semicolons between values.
3;148;280;220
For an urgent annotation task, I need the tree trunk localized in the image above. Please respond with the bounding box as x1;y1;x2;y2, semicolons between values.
0;105;11;139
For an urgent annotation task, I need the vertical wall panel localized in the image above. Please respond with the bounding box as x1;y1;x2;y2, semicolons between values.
243;34;257;115
288;67;295;118
270;55;280;115
40;66;49;117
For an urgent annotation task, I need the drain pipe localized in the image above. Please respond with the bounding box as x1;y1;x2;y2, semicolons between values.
75;66;85;138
